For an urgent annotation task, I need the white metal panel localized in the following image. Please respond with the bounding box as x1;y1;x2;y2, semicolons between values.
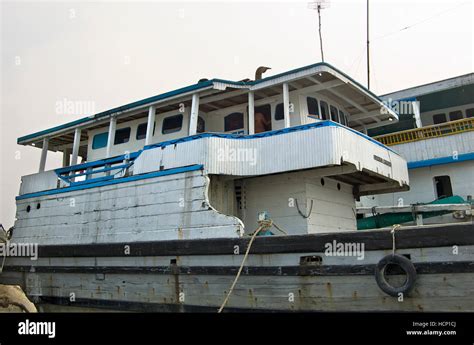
390;131;474;163
19;170;58;195
134;125;408;187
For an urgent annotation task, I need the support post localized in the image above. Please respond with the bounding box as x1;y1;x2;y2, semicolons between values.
248;91;255;135
62;148;71;168
70;128;82;166
145;105;155;146
188;93;200;136
38;138;49;172
106;116;117;158
283;82;290;128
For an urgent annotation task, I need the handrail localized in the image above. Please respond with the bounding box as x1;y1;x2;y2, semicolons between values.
374;117;474;146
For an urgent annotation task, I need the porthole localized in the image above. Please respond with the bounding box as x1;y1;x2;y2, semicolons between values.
36;203;41;209
320;178;325;186
26;205;31;213
337;183;341;190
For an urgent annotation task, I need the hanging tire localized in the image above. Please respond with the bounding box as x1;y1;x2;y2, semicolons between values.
374;254;417;297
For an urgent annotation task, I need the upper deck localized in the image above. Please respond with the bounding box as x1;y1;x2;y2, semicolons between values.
16;62;408;199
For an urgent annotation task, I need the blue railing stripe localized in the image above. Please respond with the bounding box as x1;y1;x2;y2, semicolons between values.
16;165;204;201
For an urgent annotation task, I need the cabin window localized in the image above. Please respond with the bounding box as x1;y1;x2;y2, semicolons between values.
92;132;108;150
339;110;347;126
114;127;131;145
449;110;463;121
330;105;339;122
307;97;319;118
162;114;183;134
254;104;272;133
224;112;244;132
275;103;284;121
432;113;446;124
136;122;156;140
466;108;474;118
197;116;205;133
320;101;329;120
434;176;453;199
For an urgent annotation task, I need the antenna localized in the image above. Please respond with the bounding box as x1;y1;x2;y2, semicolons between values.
308;0;330;62
366;0;370;90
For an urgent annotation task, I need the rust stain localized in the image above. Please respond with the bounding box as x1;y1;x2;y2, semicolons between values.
352;291;358;299
177;228;183;240
326;282;333;299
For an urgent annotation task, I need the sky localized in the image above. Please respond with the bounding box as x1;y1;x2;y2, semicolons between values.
0;0;473;228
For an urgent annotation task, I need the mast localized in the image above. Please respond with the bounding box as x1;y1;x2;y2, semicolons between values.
367;0;370;90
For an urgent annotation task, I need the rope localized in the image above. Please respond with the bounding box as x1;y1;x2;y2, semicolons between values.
391;224;401;256
217;219;287;313
295;198;313;219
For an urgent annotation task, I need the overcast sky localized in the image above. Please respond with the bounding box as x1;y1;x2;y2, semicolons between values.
1;0;472;228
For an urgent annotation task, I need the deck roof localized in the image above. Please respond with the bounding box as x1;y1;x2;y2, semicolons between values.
17;62;398;151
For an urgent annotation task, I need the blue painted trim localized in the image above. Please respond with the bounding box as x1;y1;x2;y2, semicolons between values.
18;62;391;144
55;151;141;175
16;165;204;201
67;163;130;179
143;120;399;154
408;152;474;169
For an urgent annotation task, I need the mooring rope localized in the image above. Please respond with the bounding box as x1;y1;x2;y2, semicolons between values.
391;224;401;256
217;219;287;313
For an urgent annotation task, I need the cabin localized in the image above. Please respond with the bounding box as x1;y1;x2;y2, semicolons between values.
359;73;474;225
14;62;408;244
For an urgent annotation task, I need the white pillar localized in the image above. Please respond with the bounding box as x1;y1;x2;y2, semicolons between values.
70;128;82;166
145;105;155;146
188;93;200;136
106;116;117;158
38;138;49;172
283;82;290;128
412;100;422;128
248;91;255;135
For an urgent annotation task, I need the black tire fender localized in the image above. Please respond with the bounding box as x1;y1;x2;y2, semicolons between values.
375;254;417;297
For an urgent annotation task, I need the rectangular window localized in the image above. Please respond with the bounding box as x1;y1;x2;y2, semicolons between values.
92;132;108;150
136;122;155;140
275;103;284;121
114;127;131;145
339;110;347;126
224;112;244;132
449;110;463;121
307;97;319;118
434;176;453;199
162;114;183;134
466;108;474;118
330;105;339;122
320;101;329;120
433;113;446;124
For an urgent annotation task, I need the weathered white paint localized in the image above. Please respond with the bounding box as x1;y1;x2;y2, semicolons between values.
282;82;290;128
70;128;82;166
38;138;49;172
19;171;58;196
134;125;409;191
360;160;474;209
248;91;255;135
390;131;474;163
14;170;243;245
145;106;155;146
106;116;117;158
238;171;356;235
188;93;200;136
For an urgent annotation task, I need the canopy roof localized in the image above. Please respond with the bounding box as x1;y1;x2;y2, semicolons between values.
17;62;398;151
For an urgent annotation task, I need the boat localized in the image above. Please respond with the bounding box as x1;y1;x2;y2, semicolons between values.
1;62;472;312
